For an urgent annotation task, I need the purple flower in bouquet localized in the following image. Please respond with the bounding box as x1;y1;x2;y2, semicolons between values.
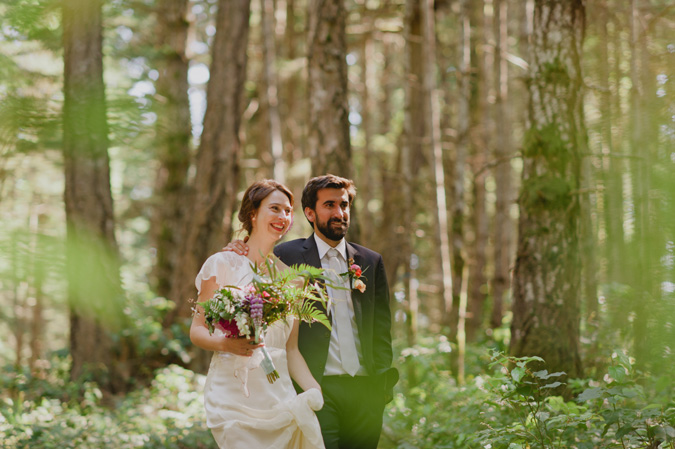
197;257;333;385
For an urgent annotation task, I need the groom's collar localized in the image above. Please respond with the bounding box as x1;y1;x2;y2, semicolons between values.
313;234;347;261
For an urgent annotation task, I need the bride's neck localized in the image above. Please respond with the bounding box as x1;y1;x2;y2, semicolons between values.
245;235;276;264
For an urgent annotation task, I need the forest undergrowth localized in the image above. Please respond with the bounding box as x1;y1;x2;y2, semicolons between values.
1;337;673;449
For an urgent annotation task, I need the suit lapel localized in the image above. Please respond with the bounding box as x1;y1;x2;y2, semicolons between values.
301;234;322;268
301;235;328;315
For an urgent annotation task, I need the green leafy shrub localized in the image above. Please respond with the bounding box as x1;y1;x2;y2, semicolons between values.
382;338;674;449
0;363;215;449
476;350;675;449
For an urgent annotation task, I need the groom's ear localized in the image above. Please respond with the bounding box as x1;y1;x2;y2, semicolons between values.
304;207;315;225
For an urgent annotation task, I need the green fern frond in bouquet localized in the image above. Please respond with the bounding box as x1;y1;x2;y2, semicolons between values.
198;256;333;383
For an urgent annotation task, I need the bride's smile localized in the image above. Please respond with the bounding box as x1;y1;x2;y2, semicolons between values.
252;190;293;240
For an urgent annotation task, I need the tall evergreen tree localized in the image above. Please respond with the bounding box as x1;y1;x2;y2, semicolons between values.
151;0;191;301
306;0;351;178
165;0;251;328
509;0;586;381
62;0;128;392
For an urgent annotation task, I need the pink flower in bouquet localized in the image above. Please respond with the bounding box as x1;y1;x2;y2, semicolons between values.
216;319;241;336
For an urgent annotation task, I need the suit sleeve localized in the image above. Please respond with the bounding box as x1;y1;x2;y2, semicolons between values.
372;254;394;373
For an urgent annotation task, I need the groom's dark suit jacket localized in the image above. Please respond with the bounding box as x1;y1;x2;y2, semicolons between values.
274;235;398;397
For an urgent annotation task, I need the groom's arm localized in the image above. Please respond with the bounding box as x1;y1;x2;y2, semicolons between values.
370;253;398;402
273;240;300;266
371;253;394;372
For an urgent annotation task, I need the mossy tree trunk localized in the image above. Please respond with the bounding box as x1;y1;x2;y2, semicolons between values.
261;0;285;183
509;0;586;381
307;0;352;179
62;0;129;393
306;0;360;240
490;0;514;330
165;0;250;333
397;0;426;388
151;0;191;301
466;0;489;343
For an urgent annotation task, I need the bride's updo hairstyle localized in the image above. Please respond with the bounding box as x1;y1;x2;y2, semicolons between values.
238;179;294;235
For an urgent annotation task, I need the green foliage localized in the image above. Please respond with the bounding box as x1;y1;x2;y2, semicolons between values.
0;362;216;449
2;342;673;449
521;174;574;211
381;340;674;449
381;336;493;449
520;123;578;211
476;350;675;449
539;58;572;86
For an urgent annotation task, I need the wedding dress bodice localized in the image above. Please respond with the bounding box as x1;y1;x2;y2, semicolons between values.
195;251;324;449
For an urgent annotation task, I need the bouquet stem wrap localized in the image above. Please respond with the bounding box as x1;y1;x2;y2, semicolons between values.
259;346;280;383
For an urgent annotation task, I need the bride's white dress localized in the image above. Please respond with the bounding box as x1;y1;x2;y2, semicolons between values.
195;251;325;449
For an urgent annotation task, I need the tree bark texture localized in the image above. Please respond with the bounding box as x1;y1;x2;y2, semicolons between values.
166;0;250;325
62;0;128;392
509;0;585;380
597;2;624;287
393;0;426;387
261;0;286;184
446;0;470;334
467;0;489;342
629;0;656;368
151;0;191;301
422;0;454;331
491;0;513;329
357;19;377;247
307;0;352;178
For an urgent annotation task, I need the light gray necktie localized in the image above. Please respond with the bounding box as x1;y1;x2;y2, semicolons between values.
327;248;360;376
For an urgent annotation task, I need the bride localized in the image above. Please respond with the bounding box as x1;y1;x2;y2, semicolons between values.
190;179;325;449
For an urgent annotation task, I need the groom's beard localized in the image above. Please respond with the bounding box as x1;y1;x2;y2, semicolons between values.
316;217;349;241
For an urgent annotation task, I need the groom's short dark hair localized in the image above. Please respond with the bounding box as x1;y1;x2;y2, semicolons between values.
301;174;356;212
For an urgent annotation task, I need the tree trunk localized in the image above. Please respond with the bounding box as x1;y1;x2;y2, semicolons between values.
466;0;489;342
10;236;24;372
396;0;426;387
509;0;585;382
307;0;352;178
151;0;191;301
165;0;250;330
279;0;306;165
447;0;470;334
29;207;46;373
491;0;514;329
357;17;377;247
62;0;128;393
422;0;454;335
261;0;286;183
629;0;654;368
598;1;624;287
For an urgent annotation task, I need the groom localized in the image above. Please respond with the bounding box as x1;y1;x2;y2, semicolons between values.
275;174;398;449
228;174;398;448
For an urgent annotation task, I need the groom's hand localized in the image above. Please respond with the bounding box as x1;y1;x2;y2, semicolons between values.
222;237;249;255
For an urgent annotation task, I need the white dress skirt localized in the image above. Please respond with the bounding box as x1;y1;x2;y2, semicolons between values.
195;252;325;449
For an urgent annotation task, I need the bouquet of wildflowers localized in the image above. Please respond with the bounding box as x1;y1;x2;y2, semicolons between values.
199;257;332;383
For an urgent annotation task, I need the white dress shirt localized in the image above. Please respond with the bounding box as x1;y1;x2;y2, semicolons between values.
313;234;366;376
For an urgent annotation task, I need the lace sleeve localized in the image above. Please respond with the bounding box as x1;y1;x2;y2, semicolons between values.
195;252;247;294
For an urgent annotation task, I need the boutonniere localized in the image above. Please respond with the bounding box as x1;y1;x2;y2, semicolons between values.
342;258;368;293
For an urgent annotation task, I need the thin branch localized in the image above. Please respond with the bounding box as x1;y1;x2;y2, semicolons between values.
474;154;522;177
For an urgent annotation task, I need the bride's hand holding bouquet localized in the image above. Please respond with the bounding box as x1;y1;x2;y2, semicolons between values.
198;256;332;383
